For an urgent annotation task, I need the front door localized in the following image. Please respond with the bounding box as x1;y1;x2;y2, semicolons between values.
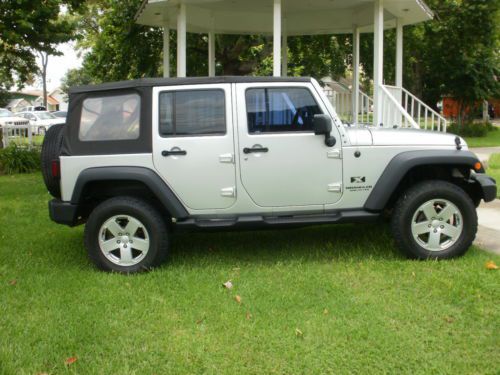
153;84;236;210
236;83;343;208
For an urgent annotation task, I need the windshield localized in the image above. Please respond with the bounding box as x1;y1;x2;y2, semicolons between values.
37;112;57;120
0;109;13;117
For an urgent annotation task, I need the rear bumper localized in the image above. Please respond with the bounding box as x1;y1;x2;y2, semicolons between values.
472;173;497;203
48;199;79;226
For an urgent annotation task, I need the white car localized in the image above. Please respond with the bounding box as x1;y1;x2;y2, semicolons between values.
0;108;30;129
18;111;64;135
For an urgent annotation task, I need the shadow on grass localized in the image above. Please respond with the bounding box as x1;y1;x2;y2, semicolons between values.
44;222;402;274
168;222;402;266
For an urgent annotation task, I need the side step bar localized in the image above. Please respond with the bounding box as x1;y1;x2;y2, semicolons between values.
175;210;380;230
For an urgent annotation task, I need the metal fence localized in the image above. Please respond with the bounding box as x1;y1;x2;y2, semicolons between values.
1;125;43;149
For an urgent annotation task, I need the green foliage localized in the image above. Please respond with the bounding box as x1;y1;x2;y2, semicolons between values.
0;145;41;175
60;67;94;94
0;0;84;91
447;121;497;137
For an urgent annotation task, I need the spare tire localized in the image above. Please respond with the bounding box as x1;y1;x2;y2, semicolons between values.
41;124;64;198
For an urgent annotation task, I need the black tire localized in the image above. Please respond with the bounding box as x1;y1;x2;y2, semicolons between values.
84;196;169;273
41;124;64;198
391;180;477;260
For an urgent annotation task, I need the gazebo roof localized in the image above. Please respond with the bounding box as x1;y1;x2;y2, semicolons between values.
136;0;433;36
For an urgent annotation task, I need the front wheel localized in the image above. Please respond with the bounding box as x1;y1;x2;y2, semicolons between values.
84;197;170;273
391;180;477;259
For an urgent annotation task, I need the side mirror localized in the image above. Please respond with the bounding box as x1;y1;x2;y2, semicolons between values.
313;114;336;147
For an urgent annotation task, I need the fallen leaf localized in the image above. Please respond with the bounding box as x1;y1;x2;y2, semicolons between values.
8;279;16;286
196;317;205;325
411;272;416;277
37;373;49;375
65;357;77;366
235;295;242;304
485;261;498;270
323;309;329;315
222;281;233;289
246;311;252;320
295;328;303;337
444;316;454;324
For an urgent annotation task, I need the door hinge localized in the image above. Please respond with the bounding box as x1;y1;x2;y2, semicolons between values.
220;187;236;198
327;183;343;193
327;149;342;159
219;153;235;164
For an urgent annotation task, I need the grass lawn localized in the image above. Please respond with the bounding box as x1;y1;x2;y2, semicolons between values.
1;174;499;374
486;153;500;198
464;129;500;148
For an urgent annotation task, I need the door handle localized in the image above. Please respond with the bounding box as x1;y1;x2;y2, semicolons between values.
162;150;187;157
243;147;269;154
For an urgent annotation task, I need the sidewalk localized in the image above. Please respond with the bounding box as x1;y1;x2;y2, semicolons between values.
470;146;500;165
475;199;500;255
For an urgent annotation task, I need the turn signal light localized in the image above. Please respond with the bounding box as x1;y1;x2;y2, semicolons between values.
474;162;482;171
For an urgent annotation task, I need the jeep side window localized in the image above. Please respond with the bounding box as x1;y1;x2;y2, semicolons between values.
159;90;225;136
246;87;322;134
79;93;140;141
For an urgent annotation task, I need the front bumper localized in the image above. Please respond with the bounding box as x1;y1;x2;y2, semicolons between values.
49;199;79;226
471;173;497;203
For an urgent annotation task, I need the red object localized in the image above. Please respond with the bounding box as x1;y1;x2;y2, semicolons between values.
51;160;60;178
443;97;500;119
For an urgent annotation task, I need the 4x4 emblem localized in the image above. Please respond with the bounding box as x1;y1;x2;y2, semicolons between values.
351;177;366;183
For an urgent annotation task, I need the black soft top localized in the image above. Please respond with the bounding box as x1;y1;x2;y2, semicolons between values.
69;76;312;94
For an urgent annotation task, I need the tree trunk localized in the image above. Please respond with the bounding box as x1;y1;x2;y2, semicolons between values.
482;100;489;122
39;51;49;109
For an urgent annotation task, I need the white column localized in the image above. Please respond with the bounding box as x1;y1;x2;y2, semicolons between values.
373;0;384;126
352;26;360;125
208;31;216;77
163;26;170;78
273;0;282;77
395;19;403;88
177;3;187;77
281;19;288;77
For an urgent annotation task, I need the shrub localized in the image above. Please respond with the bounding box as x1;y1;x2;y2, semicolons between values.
446;121;496;137
0;144;41;175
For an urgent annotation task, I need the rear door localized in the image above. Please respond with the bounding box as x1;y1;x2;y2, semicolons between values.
152;84;237;210
236;83;343;208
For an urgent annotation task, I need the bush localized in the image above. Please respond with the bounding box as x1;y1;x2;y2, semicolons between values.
0;144;41;175
446;121;497;137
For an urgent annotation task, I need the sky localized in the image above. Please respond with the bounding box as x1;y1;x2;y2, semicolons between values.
27;42;83;92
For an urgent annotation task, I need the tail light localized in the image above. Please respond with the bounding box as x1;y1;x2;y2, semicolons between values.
51;160;60;179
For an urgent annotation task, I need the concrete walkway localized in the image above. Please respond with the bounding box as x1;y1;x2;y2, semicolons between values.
470;146;500;166
475;199;500;255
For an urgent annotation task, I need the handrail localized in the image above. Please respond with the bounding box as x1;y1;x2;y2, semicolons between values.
380;85;419;128
384;85;447;131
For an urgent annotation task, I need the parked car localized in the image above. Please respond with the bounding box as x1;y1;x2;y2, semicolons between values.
19;105;46;112
18;111;65;135
41;77;497;274
0;108;30;129
52;111;67;119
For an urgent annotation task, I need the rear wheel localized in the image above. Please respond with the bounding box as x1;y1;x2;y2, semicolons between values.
391;180;477;259
84;196;169;273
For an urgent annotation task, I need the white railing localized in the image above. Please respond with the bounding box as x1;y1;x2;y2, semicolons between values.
380;85;419;129
1;125;41;149
384;85;448;132
323;88;373;124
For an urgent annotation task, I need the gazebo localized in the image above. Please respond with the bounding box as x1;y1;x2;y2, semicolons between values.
135;0;446;130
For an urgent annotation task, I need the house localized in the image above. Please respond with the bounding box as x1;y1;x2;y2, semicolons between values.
7;88;68;112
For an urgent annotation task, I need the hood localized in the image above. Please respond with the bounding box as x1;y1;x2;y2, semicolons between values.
346;127;466;148
38;118;64;126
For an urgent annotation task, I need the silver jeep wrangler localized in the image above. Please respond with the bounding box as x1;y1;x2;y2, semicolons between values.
41;77;497;273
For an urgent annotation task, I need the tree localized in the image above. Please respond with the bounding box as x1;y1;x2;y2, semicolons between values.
61;68;94;94
0;0;84;93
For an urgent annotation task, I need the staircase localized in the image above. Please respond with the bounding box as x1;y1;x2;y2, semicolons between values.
323;80;447;132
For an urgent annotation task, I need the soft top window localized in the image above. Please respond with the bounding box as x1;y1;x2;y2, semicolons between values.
79;93;140;141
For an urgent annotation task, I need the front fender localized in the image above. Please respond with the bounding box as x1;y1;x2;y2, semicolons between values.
364;150;484;211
